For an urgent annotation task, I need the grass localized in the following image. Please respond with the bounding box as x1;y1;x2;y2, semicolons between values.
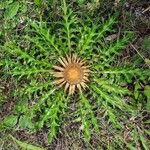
0;0;150;150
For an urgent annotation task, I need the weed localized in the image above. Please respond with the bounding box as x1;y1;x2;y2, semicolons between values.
0;0;150;149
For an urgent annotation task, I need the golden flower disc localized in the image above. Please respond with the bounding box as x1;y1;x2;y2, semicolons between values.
64;64;83;85
53;54;90;95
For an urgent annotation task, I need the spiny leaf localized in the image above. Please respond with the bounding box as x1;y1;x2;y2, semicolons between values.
91;84;125;110
78;25;97;52
47;92;66;143
79;93;99;141
94;78;130;95
61;0;77;52
96;15;116;40
31;21;61;55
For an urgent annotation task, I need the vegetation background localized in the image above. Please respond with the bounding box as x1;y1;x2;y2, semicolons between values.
0;0;150;150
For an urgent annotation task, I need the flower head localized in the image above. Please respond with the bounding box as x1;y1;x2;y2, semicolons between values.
53;54;90;95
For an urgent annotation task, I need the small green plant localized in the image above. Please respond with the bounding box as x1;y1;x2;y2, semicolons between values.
1;0;149;148
142;36;150;50
10;134;46;150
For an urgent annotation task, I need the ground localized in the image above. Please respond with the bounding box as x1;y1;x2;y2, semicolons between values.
0;0;150;150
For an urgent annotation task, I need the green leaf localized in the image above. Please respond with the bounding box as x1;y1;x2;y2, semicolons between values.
0;0;13;9
144;85;150;98
9;135;46;150
146;100;150;111
144;120;150;124
19;115;34;130
42;92;66;144
79;93;99;141
145;129;150;135
144;85;150;111
142;36;150;50
4;2;20;19
77;0;85;4
82;121;91;142
34;0;42;7
145;59;150;65
134;82;141;100
2;115;18;128
139;133;149;150
14;99;28;113
0;89;6;105
126;143;137;150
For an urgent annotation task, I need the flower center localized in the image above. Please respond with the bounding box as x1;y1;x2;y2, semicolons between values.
64;64;83;85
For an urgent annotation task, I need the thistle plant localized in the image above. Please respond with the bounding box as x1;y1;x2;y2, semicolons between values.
1;0;149;147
